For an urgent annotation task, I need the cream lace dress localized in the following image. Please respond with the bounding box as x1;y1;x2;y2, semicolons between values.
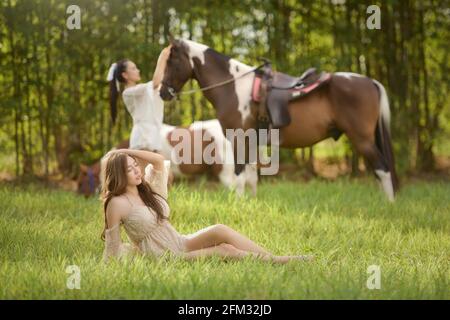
103;161;188;261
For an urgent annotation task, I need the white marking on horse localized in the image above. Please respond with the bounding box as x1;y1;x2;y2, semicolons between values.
228;59;255;125
234;171;246;196
244;162;258;196
375;169;394;202
190;119;236;189
228;60;257;195
183;39;208;68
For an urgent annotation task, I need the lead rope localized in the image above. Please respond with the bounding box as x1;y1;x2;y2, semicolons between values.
167;63;266;98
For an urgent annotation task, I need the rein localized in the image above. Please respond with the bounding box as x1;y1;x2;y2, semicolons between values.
164;63;266;98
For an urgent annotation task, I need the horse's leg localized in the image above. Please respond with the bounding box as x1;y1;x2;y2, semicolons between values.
245;163;258;197
220;118;255;196
231;135;248;197
210;161;234;190
243;128;260;197
348;135;395;201
234;163;246;196
211;137;236;190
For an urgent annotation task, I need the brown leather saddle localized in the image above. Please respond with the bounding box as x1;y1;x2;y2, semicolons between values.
252;63;331;129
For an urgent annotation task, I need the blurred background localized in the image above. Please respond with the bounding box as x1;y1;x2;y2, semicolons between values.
0;0;448;187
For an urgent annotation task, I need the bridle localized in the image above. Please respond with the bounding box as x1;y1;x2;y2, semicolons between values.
162;62;267;99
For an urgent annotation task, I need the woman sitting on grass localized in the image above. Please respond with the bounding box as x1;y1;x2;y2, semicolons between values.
101;149;313;264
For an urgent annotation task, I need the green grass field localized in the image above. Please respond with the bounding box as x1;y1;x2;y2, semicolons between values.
0;177;449;299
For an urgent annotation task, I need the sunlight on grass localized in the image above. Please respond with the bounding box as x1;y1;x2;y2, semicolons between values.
0;179;449;299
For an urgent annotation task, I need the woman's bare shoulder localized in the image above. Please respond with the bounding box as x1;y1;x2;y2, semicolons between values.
106;196;132;225
109;195;132;207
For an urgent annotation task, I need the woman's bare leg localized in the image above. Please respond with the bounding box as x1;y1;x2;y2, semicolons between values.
184;224;273;256
182;243;249;261
182;243;312;264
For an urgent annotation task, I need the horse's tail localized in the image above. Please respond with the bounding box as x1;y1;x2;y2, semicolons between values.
372;79;399;193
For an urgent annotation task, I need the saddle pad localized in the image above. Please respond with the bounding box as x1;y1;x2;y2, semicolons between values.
290;72;332;99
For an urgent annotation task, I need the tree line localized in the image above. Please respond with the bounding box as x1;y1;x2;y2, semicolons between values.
0;0;448;180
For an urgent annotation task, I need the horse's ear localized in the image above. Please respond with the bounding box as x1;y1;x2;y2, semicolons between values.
168;32;175;45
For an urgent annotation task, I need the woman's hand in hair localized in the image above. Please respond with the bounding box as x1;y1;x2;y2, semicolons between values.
110;148;165;171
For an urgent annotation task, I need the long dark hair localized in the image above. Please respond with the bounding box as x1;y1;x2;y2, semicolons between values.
109;59;129;125
100;152;166;241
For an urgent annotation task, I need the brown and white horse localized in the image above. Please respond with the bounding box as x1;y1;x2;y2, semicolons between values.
77;120;255;197
154;39;399;201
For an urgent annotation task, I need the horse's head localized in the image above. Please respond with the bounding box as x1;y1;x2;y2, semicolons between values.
77;163;100;197
154;39;195;101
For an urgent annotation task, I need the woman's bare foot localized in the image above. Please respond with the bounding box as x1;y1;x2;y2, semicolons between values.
292;255;315;262
261;255;315;264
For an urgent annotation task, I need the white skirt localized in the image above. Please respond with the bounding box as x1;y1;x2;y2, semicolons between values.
130;122;162;151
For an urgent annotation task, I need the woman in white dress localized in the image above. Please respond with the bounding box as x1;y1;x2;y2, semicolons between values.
107;49;169;152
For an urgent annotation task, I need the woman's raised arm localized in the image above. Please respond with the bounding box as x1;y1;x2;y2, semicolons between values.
112;148;165;171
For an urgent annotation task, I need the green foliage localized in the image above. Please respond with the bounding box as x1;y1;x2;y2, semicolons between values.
0;0;448;177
